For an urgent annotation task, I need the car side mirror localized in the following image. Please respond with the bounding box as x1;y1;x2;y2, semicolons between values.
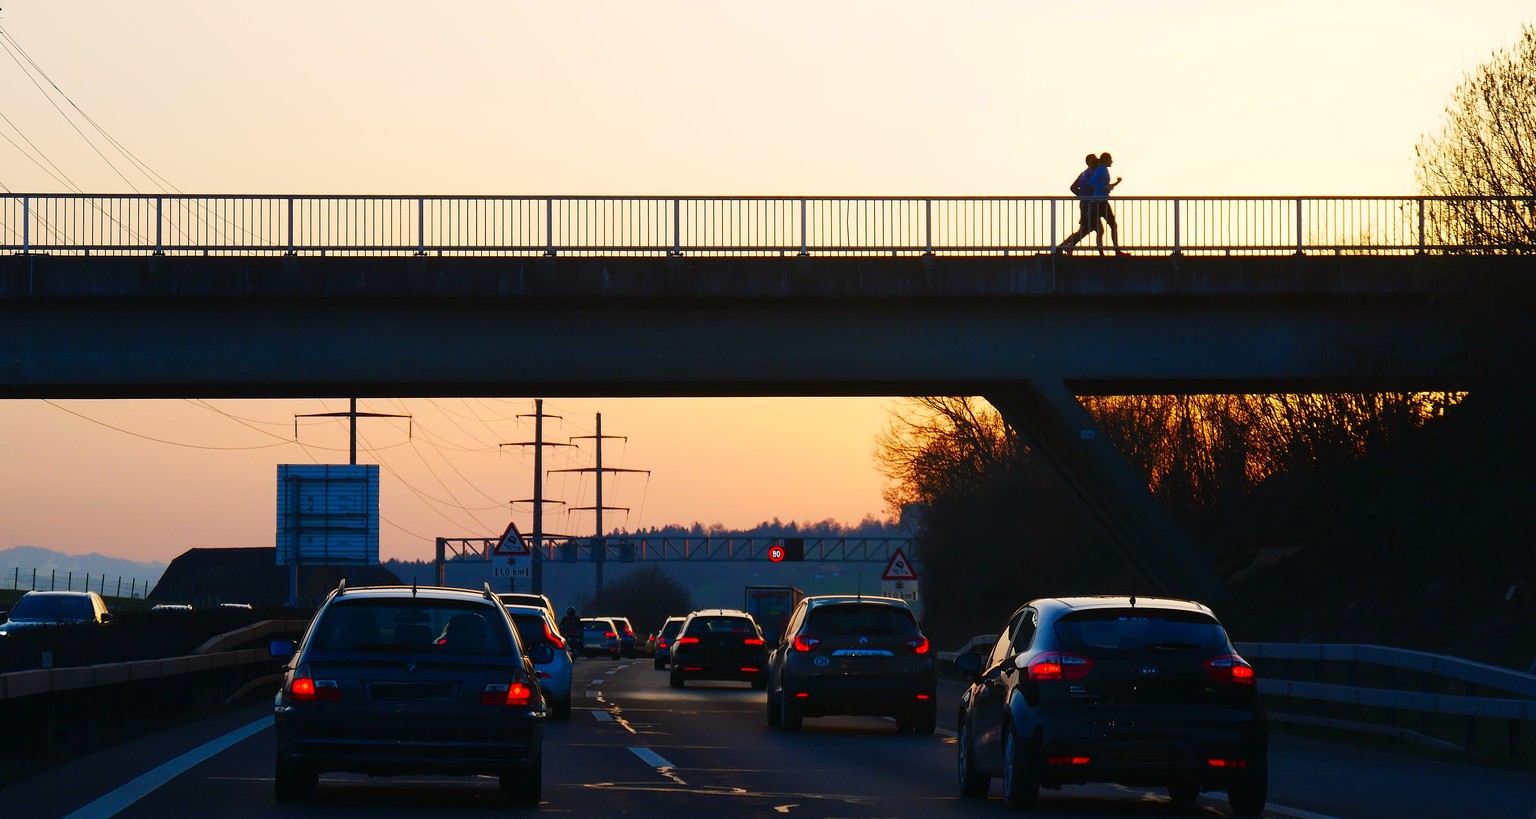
529;644;555;665
99;612;113;624
269;640;296;658
955;651;983;680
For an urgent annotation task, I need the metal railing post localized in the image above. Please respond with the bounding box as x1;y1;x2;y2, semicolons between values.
1295;197;1304;255
671;198;682;256
154;196;164;255
286;197;295;255
545;198;555;256
21;195;29;254
1172;198;1182;255
416;197;426;256
1050;199;1057;251
924;199;934;255
1417;198;1426;254
798;198;808;256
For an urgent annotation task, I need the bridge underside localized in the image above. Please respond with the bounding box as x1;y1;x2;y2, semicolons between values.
4;252;1529;600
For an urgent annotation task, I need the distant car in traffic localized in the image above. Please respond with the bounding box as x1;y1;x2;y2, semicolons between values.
579;617;621;660
0;590;113;636
504;603;574;720
652;615;686;670
953;596;1267;815
765;595;935;733
599;616;638;658
270;582;547;805
497;593;561;635
670;609;768;689
149;603;195;613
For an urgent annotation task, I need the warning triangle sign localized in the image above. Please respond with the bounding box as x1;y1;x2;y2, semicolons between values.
492;521;530;556
881;548;917;581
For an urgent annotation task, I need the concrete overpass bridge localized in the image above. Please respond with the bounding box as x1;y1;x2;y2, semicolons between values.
4;193;1532;602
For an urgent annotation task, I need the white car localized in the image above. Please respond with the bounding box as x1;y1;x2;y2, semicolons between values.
503;604;574;720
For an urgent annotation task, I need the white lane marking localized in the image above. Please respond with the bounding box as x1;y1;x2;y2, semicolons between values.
606;669;621;675
628;746;676;769
590;679;606;685
585;689;601;697
1263;804;1345;819
593;711;614;722
63;716;271;819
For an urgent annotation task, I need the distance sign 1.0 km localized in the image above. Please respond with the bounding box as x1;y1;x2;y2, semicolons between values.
493;555;530;579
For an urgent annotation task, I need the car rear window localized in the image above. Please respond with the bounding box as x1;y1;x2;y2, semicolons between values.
311;600;512;655
1053;609;1228;654
684;616;756;637
659;619;685;638
806;604;917;636
507;612;550;648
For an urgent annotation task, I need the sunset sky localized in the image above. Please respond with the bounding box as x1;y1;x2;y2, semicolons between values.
2;2;1531;564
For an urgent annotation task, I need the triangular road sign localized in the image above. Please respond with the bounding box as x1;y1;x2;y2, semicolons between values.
492;521;530;556
881;548;917;581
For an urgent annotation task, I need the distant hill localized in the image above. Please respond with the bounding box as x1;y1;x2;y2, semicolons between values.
0;546;165;596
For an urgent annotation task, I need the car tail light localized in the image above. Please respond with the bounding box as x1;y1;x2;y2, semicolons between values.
290;676;340;702
1204;654;1256;685
1046;755;1091;766
915;694;931;700
623;625;634;637
794;692;809;698
677;636;700;645
743;637;765;646
740;667;760;673
483;682;533;706
1028;652;1093;681
543;621;565;650
1207;758;1247;768
792;635;820;652
906;636;930;654
656;637;669;649
604;631;616;639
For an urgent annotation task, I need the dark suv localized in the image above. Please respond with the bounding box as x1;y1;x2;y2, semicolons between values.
954;596;1267;815
669;609;769;689
766;595;936;734
270;582;547;805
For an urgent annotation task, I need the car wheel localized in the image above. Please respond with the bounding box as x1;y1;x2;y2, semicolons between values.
767;684;782;728
499;755;542;807
750;673;767;690
1001;723;1039;811
779;687;802;732
273;755;317;803
670;668;684;688
1168;778;1199;803
654;657;666;670
913;700;937;735
1227;764;1268;817
958;720;990;798
552;695;572;721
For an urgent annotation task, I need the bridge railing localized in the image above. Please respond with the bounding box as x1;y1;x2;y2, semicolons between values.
3;194;1532;257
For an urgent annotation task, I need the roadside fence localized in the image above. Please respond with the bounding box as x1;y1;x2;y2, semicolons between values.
1;567;158;600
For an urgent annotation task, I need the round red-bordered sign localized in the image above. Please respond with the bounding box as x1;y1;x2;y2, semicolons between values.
768;545;785;562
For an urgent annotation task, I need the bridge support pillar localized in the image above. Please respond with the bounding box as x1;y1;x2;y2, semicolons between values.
984;380;1226;602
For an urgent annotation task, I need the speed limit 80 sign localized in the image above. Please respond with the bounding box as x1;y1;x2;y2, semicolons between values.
768;545;785;562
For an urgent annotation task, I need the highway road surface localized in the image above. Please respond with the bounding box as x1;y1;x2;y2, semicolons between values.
5;657;1534;818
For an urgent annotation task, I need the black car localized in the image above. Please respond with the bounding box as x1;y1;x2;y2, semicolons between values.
954;596;1267;815
669;609;768;689
765;595;936;734
270;582;547;806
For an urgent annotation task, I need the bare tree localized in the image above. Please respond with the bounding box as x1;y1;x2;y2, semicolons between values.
1415;24;1536;251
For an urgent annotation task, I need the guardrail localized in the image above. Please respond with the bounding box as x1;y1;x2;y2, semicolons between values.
938;638;1535;759
3;194;1532;257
